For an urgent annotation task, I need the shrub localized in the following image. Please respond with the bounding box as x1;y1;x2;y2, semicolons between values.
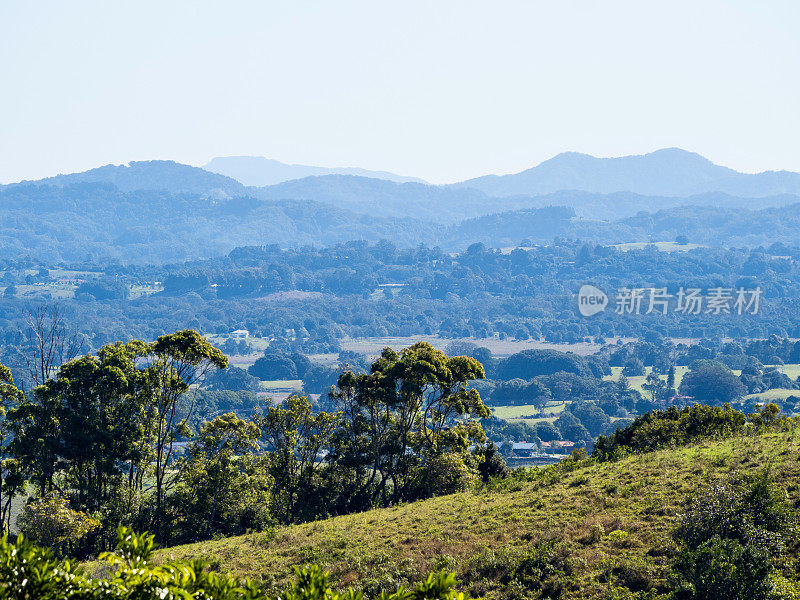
607;530;630;548
16;494;101;555
675;472;797;555
670;535;773;600
593;404;746;461
411;452;478;498
670;472;798;600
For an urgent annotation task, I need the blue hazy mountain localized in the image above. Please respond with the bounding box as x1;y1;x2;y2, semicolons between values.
0;182;438;264
253;175;543;223
454;148;800;197
204;156;425;187
22;160;246;196
254;174;800;223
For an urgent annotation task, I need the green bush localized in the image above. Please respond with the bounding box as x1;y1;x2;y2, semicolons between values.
669;472;798;600
670;535;773;600
675;472;797;555
594;404;746;461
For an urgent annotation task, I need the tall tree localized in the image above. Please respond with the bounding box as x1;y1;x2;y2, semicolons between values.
142;330;227;542
19;303;84;388
170;413;270;543
10;342;154;525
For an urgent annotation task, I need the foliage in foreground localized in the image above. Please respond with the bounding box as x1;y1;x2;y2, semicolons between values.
669;472;799;600
0;526;471;600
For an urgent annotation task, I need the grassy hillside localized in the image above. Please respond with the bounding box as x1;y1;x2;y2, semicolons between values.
154;429;800;599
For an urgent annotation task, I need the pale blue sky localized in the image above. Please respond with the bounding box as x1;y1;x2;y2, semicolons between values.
1;0;798;184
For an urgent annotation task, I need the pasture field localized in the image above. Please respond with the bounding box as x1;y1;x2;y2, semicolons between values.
129;283;164;299
773;363;800;379
151;430;800;599
612;241;703;252
2;283;76;299
745;388;800;401
490;401;565;423
340;336;609;358
604;365;690;393
259;379;303;391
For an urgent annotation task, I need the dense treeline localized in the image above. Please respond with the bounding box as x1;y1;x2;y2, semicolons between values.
2;240;800;359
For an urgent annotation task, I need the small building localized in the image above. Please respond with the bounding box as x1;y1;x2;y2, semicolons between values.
231;329;249;339
512;441;537;457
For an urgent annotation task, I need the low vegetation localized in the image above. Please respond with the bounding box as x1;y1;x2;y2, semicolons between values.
144;422;800;599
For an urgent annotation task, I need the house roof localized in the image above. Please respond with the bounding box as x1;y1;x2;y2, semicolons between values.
512;442;537;450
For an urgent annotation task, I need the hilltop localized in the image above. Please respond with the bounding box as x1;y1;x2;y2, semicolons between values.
21;160;246;196
153;429;800;599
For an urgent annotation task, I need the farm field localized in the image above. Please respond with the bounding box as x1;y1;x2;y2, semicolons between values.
745;388;800;401
259;379;303;391
603;365;690;393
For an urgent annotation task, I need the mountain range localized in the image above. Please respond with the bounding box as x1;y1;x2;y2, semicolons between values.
4;148;800;263
455;148;800;197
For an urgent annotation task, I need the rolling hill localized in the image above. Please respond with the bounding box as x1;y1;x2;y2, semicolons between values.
19;160;246;196
253;175;546;224
0;183;438;264
151;430;800;599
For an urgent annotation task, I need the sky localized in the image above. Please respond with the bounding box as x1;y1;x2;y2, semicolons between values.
1;0;799;184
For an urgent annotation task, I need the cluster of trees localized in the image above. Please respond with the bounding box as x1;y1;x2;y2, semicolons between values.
0;329;503;555
0;328;228;551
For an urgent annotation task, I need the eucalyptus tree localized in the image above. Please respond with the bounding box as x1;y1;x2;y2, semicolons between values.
140;330;227;541
331;342;489;504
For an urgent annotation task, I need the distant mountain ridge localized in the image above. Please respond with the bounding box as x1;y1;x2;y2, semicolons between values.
204;156;425;186
454;148;800;198
22;160;245;196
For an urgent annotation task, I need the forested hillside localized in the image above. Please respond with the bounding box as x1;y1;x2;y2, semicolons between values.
0;183;438;263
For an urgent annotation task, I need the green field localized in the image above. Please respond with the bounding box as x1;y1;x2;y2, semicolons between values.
153;429;800;599
603;365;690;393
745;388;800;401
259;379;303;391
490;401;565;423
773;363;800;379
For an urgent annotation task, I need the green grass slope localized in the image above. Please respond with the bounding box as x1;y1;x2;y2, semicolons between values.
156;431;800;599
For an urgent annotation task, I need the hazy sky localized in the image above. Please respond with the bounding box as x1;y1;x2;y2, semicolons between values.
1;1;798;184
